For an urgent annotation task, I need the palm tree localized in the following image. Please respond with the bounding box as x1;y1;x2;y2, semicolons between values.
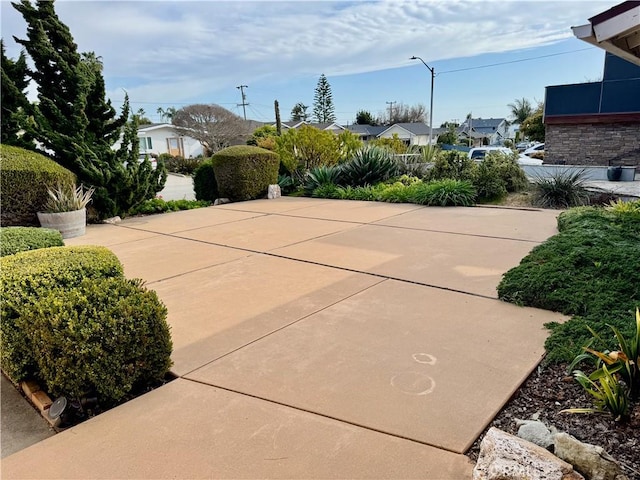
508;98;533;124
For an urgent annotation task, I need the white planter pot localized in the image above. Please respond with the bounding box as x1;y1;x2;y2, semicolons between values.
37;208;86;239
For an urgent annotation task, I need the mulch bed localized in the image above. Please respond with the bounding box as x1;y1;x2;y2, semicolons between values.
466;362;640;479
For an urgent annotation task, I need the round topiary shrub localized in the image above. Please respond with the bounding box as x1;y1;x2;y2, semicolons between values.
193;158;218;202
24;277;172;404
0;246;124;381
211;145;280;201
0;227;64;257
0;145;76;226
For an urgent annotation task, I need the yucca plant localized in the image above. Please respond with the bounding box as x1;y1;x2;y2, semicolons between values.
340;146;399;187
42;183;95;213
304;166;343;195
562;366;629;421
532;169;591;209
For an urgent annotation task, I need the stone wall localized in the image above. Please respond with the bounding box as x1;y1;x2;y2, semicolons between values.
545;122;640;166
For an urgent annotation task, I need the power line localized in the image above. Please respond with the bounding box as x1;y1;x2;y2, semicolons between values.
437;47;596;75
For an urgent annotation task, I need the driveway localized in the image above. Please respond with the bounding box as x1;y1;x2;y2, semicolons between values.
1;198;564;479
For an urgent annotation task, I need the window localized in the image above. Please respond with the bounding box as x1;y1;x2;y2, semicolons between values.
139;137;152;150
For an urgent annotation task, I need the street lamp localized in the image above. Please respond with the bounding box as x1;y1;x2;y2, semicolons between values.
410;56;435;146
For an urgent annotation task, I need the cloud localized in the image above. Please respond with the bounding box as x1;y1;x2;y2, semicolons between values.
1;0;612;106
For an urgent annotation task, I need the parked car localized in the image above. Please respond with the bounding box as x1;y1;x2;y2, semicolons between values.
515;142;532;152
468;146;513;160
138;153;157;170
523;143;544;156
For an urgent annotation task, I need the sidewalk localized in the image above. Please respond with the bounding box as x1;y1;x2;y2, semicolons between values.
1;198;566;479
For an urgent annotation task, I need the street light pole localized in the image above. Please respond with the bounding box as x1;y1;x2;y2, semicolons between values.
410;56;434;146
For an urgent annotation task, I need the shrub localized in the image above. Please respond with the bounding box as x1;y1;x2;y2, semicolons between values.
159;155;202;175
128;198;211;216
24;276;172;405
532;169;590;209
304;165;343;195
411;179;477;206
0;246;124;381
212;145;280;201
0;144;76;226
426;150;477;182
340;146;399;187
491;152;528;193
312;183;342;199
498;206;640;363
192;159;219;202
277;174;296;194
473;157;508;201
0;227;64;257
377;182;416;203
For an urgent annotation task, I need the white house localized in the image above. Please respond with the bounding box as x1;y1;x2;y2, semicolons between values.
459;118;509;146
377;122;432;146
135;123;203;158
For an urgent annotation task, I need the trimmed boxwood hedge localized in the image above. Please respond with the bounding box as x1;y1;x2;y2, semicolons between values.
0;245;173;404
193;158;218;202
212;145;279;201
25;277;172;404
0;246;124;381
0;145;76;226
0;227;64;257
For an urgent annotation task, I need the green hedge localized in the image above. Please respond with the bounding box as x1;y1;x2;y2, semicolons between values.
0;145;76;226
212;145;279;201
193;159;218;202
24;277;172;404
0;246;124;381
0;245;172;404
0;227;64;257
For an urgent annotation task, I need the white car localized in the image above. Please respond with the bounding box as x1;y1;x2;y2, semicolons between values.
468;147;513;160
523;143;544;156
468;146;542;165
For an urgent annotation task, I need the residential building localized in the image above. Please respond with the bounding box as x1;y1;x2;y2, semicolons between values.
376;122;432;146
345;124;390;141
135;123;203;158
459;118;509;146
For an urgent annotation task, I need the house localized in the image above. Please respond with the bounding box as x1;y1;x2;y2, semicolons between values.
135;123;203;158
459;118;509;146
345;124;387;141
274;121;346;132
543;1;640;166
376;122;433;146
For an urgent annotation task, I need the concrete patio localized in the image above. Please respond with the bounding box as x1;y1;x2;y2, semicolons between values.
1;197;565;479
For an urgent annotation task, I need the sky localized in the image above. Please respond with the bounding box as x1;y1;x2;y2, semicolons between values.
1;0;616;128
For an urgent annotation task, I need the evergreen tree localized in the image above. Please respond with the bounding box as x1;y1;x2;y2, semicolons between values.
11;0;165;219
290;102;309;122
1;40;33;148
355;110;376;125
312;74;336;123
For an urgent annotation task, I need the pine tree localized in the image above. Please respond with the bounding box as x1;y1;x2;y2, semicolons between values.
0;40;33;148
290;102;309;122
312;74;336;123
11;0;165;218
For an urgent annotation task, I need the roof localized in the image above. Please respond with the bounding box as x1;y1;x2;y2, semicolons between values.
462;118;506;129
138;123;174;133
346;124;387;136
378;122;431;137
572;1;640;66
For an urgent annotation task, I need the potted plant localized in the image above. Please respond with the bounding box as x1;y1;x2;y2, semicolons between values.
607;161;622;182
37;183;95;239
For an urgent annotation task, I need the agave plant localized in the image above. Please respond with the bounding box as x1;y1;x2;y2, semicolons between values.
340;146;399;187
303;165;343;195
43;183;95;213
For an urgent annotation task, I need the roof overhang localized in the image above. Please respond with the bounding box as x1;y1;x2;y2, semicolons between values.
572;1;640;66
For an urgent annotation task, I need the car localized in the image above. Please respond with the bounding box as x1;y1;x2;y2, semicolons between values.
523;143;544;156
138;153;157;170
468;146;513;160
515;142;531;152
517;153;543;165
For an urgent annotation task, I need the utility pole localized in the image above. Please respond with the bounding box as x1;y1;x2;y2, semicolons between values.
386;101;396;125
236;85;248;120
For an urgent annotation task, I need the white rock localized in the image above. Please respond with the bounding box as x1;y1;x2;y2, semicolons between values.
268;184;281;199
554;432;628;480
102;216;121;224
213;198;231;206
473;427;584;480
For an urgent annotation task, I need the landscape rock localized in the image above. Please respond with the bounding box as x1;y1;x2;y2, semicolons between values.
267;184;281;199
516;419;555;451
554;432;628;480
213;198;231;206
473;427;584;480
102;216;121;224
